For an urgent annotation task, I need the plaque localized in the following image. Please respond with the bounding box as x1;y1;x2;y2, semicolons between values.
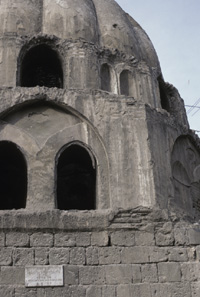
25;266;64;287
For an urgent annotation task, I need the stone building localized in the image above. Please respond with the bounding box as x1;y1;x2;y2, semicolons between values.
0;0;200;296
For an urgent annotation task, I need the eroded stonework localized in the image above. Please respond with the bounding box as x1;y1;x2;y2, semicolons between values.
0;0;199;296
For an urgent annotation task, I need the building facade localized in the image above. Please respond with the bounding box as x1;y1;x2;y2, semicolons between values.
0;0;200;296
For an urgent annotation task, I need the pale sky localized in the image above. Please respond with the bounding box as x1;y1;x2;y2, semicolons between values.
115;0;200;135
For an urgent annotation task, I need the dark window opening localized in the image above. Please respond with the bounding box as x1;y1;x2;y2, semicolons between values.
100;63;111;92
56;144;96;210
20;44;63;88
120;70;132;96
0;141;27;210
158;79;170;112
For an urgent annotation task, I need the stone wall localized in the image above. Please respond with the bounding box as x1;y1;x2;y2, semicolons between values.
0;208;200;296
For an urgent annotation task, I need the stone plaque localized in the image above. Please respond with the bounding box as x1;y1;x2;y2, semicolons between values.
25;266;64;287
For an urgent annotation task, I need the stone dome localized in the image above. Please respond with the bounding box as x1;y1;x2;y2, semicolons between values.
0;0;160;69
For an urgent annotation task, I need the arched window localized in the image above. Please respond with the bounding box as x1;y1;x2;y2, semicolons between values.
20;44;63;88
56;144;96;210
0;141;27;210
120;70;134;96
100;63;111;92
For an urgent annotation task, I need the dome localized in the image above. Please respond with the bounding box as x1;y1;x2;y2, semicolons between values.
43;0;99;43
0;0;160;69
93;0;160;69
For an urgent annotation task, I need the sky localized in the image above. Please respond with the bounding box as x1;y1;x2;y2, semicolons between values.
115;0;200;135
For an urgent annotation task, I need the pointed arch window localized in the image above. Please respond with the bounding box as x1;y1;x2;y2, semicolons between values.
0;141;27;210
56;143;96;210
20;44;63;88
100;63;112;92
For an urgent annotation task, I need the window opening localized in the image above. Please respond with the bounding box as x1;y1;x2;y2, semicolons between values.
120;70;133;96
20;44;63;88
0;141;27;210
158;78;170;112
56;144;96;210
100;63;111;92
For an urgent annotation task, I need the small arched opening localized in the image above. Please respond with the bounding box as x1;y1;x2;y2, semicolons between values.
100;63;111;92
120;70;134;96
0;141;27;210
56;143;96;210
20;44;63;88
158;78;170;112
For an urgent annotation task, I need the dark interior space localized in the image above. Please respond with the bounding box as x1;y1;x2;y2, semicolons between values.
57;144;96;210
158;79;170;112
120;70;130;96
0;141;27;210
100;63;111;92
20;44;63;88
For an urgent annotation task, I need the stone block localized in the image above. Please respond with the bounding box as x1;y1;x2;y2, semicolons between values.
0;287;14;297
13;248;34;266
0;233;5;246
102;285;116;297
105;265;132;285
135;232;155;246
86;286;102;297
141;264;158;283
110;231;135;246
132;264;142;283
79;266;105;285
168;247;188;262
158;262;181;282
121;247;149;264
15;287;37;297
181;263;200;282
188;228;200;245
6;232;29;247
54;232;76;247
98;247;121;264
0;248;12;265
86;247;99;265
0;267;25;285
148;247;168;263
30;233;53;247
91;232;109;246
49;248;70;265
35;248;49;265
155;232;174;246
70;247;85;265
117;284;151;297
191;281;200;297
64;265;79;285
76;232;91;247
174;228;189;246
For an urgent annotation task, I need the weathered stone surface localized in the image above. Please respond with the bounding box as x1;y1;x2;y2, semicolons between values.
30;233;53;247
79;266;105;285
6;232;29;247
0;248;12;265
91;232;109;247
35;248;49;265
111;231;135;246
70;248;86;265
158;262;181;282
141;264;158;283
49;248;70;265
99;247;121;264
13;248;34;266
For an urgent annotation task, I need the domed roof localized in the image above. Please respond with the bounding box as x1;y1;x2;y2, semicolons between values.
0;0;160;68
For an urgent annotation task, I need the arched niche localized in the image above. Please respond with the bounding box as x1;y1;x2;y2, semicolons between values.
56;143;96;210
0;141;27;210
171;135;200;214
120;70;134;96
100;63;117;93
19;44;63;88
